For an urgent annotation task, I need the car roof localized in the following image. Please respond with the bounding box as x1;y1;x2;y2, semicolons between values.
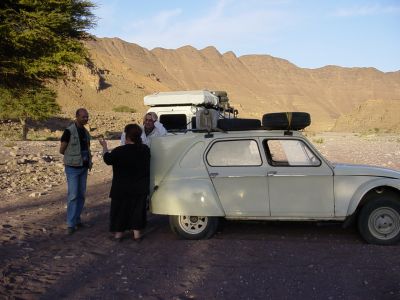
165;129;305;140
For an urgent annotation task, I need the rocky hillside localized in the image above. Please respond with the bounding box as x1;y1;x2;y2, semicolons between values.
54;37;400;132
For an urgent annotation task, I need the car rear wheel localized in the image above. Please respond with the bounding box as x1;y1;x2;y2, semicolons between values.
169;215;219;240
358;196;400;245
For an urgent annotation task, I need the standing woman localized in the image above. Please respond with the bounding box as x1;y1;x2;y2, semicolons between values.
99;124;150;241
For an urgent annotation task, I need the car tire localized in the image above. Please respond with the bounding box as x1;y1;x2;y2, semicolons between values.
358;196;400;245
169;215;219;240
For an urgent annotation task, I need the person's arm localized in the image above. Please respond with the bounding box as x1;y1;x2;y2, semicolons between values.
59;142;68;155
154;121;167;135
99;137;114;165
120;132;126;145
59;129;70;155
88;135;93;171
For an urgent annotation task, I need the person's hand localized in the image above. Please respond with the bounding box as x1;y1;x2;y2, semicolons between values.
99;135;109;154
98;135;107;147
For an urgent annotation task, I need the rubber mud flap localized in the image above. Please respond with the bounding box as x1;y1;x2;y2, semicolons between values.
262;112;311;130
218;118;261;131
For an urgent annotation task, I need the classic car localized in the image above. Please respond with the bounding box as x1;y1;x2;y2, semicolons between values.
149;112;400;245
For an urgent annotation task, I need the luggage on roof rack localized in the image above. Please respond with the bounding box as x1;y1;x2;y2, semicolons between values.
144;90;219;106
218;118;261;131
145;90;237;130
262;112;311;130
210;90;229;103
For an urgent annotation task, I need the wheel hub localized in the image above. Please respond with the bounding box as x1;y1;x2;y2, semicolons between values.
375;215;393;231
179;215;208;234
190;216;199;223
369;207;400;240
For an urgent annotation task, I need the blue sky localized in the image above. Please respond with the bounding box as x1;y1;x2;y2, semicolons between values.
90;0;400;72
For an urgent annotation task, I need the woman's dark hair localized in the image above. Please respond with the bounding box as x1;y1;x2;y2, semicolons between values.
125;124;142;144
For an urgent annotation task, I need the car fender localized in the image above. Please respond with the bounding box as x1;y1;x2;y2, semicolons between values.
150;177;225;216
346;178;400;216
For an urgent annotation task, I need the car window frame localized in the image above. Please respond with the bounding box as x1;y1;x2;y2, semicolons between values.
206;138;263;167
263;138;322;167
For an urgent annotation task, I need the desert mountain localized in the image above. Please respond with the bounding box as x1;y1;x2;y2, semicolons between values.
54;37;400;132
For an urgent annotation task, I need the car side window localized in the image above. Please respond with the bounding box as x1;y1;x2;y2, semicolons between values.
207;140;262;166
264;139;321;166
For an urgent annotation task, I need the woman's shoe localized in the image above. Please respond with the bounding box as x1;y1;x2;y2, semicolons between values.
109;236;123;242
132;236;143;243
114;232;124;242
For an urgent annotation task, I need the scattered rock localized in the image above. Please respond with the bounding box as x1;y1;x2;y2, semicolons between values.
29;192;41;198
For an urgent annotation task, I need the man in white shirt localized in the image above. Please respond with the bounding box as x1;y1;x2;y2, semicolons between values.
120;112;167;146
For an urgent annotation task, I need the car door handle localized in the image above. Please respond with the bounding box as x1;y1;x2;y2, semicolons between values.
267;171;277;176
209;172;219;178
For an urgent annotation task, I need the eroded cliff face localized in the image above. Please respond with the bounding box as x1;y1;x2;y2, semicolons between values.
53;37;400;132
332;99;400;133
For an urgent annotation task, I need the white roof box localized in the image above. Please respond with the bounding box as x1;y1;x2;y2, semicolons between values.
144;90;219;106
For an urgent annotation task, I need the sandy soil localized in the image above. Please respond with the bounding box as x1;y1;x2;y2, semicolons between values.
1;133;400;299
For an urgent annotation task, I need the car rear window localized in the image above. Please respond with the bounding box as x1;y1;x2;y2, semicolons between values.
207;140;262;166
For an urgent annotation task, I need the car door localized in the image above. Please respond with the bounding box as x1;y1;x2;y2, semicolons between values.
263;138;335;218
205;138;269;217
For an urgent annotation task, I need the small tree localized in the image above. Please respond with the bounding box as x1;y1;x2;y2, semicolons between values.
0;86;61;140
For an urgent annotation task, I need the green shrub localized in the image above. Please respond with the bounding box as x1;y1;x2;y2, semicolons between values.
112;105;136;113
4;142;17;147
312;138;324;144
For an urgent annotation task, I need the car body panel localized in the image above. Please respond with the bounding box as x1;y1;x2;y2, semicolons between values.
207;167;269;217
149;130;400;222
333;164;400;216
346;177;400;216
150;133;201;190
262;136;335;217
205;137;269;216
150;135;225;216
333;175;375;216
267;174;334;217
333;164;400;179
150;177;225;216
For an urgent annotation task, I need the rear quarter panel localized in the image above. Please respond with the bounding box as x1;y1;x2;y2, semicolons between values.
150;136;225;216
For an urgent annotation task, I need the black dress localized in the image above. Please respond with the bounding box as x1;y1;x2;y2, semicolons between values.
103;143;150;232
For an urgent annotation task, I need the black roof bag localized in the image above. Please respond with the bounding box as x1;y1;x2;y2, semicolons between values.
262;112;311;130
218;118;261;131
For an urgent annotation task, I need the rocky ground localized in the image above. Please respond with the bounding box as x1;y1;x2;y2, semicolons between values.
0;140;118;200
0;131;400;299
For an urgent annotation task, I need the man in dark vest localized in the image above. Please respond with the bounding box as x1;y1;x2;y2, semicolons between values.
60;108;92;235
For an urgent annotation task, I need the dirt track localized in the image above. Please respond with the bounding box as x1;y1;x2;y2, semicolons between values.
1;133;400;299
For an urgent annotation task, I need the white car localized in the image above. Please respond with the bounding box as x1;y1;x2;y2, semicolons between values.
149;113;400;245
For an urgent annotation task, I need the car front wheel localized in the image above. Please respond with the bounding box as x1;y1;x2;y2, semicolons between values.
358;196;400;245
169;215;219;240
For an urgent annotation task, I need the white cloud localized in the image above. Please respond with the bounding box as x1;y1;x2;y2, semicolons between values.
333;3;400;17
152;8;184;28
122;0;291;53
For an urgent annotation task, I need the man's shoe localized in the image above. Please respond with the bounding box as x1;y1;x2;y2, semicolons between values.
75;222;91;230
67;227;75;235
